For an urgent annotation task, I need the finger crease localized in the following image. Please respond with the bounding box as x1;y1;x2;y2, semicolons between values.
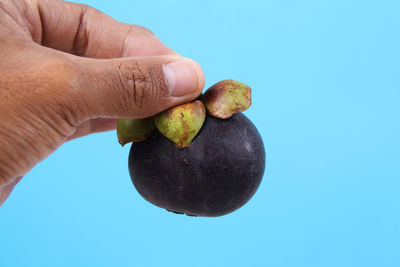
0;3;16;22
72;7;89;56
0;2;28;37
36;2;46;45
121;26;134;57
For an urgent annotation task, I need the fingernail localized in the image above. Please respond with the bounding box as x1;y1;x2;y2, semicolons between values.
164;59;204;97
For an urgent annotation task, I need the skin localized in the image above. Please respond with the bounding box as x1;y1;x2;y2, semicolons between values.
0;0;205;206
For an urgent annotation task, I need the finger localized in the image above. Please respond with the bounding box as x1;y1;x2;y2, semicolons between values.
70;55;205;120
34;0;176;58
0;178;17;207
67;118;117;141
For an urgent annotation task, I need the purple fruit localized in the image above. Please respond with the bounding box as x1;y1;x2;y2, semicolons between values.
118;80;266;217
128;113;265;217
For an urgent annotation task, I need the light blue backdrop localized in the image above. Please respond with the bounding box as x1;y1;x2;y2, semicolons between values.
1;0;399;266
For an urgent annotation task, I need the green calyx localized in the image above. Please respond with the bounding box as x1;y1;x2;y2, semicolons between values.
202;80;251;119
117;118;155;146
116;80;251;147
154;101;206;148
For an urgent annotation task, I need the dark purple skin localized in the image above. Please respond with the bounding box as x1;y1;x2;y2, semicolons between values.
128;113;265;217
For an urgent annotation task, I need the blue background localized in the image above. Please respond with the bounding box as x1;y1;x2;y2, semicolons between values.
1;0;400;266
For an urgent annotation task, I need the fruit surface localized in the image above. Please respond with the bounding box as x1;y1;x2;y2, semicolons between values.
128;113;265;217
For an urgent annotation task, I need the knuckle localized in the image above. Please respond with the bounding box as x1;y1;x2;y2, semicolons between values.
121;25;160;57
84;4;108;18
131;25;156;37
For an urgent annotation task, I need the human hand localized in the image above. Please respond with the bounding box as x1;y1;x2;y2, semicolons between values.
0;0;205;206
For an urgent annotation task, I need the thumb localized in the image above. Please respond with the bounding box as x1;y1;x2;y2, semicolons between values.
75;55;205;119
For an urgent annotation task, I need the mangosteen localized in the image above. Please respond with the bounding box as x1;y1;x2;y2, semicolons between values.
117;80;265;217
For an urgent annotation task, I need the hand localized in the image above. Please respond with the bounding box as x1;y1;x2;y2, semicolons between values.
0;0;205;206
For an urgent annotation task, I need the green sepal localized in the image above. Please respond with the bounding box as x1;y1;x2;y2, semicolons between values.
154;101;206;148
117;118;155;146
203;80;251;119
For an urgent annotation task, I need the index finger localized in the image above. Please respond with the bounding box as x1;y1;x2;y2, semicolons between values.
34;0;176;58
